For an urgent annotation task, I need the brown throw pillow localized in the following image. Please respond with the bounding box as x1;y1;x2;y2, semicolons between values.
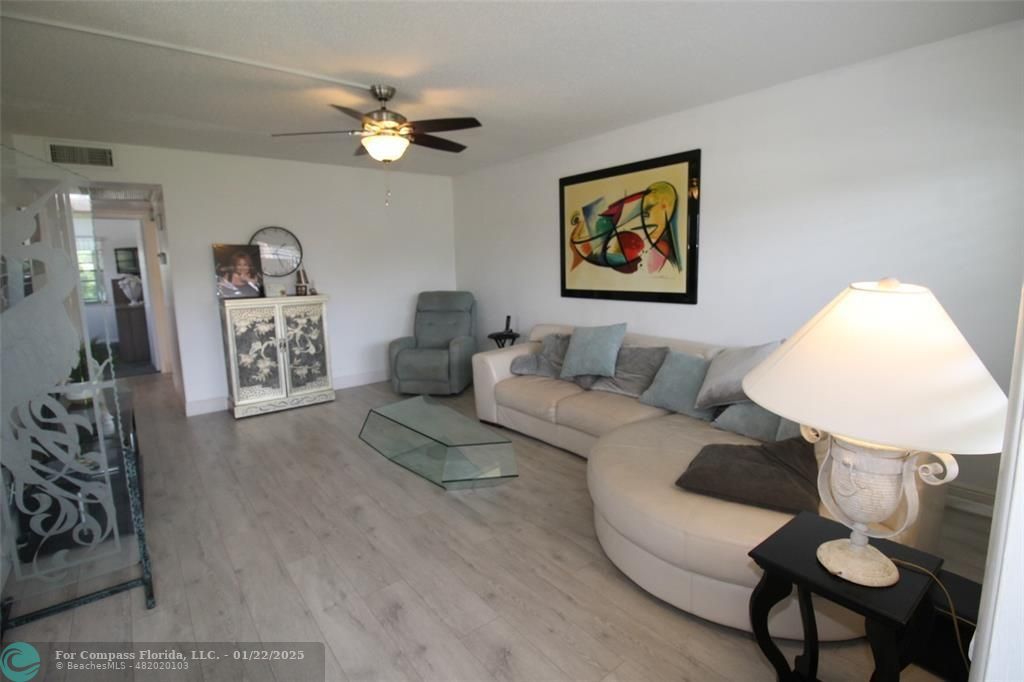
675;438;819;514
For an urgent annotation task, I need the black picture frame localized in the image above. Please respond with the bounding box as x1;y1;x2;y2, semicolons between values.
114;247;141;275
559;149;700;304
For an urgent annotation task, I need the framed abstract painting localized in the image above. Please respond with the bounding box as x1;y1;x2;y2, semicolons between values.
560;149;700;304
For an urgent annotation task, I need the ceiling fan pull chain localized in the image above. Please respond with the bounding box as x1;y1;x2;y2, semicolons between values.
384;169;392;207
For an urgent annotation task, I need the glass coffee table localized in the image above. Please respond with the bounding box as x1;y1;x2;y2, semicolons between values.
359;396;517;490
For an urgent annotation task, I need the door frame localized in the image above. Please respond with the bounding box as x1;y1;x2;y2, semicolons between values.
88;183;180;381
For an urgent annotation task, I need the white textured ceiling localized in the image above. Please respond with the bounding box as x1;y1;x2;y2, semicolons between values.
2;2;1022;176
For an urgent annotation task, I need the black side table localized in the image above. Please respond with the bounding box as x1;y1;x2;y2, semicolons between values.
487;330;520;348
749;512;942;682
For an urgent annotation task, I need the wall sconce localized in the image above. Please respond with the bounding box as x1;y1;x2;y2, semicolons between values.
689;178;700;201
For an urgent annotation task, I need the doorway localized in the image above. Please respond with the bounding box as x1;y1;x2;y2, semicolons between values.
75;182;182;390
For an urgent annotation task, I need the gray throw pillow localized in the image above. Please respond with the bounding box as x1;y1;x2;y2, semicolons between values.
675;438;819;514
694;340;781;409
712;402;782;442
588;346;669;398
560;323;627;379
639;351;715;419
510;353;539;376
536;334;571;378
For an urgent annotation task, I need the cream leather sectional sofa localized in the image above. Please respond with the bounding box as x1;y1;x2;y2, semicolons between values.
473;324;944;641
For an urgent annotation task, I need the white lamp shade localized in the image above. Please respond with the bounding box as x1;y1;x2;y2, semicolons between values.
743;280;1007;454
360;133;410;162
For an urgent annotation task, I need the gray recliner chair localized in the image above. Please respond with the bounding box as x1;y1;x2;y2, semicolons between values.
389;291;476;395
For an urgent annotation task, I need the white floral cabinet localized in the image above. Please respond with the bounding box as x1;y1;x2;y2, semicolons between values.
220;295;335;418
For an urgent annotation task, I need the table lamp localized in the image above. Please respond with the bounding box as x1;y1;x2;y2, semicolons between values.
743;278;1007;587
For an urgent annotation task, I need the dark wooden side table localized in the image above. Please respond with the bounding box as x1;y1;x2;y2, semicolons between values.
487;330;520;348
748;512;942;682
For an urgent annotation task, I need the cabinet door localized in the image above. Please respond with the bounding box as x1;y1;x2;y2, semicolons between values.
226;304;287;404
280;302;332;396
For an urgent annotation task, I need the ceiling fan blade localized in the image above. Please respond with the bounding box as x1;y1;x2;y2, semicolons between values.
331;104;369;122
409;117;481;134
272;129;363;137
354;145;368;156
411;134;467;153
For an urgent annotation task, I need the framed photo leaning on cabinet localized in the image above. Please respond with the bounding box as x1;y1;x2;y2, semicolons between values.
213;244;265;299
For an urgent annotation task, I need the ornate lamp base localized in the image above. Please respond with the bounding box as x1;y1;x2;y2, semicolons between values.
816;538;899;587
799;428;959;588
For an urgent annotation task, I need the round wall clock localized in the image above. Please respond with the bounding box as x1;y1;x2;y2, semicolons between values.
250;226;303;277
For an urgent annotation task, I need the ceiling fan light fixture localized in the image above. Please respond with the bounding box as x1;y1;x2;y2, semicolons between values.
361;132;410;163
275;85;479;159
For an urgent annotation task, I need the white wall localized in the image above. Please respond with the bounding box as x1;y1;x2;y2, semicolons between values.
453;22;1024;493
15;136;456;415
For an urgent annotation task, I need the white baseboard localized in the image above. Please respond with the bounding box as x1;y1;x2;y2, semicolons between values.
333;369;388;389
947;483;996;518
184;371;387;417
185;396;229;416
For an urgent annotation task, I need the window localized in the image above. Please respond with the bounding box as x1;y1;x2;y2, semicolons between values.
76;236;105;303
115;247;141;275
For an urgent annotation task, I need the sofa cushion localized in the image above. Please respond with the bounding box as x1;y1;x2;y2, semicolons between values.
495;376;584;423
676;438;819;514
587;414;797;588
588;346;669;398
395;348;449;382
556;390;667;437
560;323;627;378
695;341;781;409
639;350;715;419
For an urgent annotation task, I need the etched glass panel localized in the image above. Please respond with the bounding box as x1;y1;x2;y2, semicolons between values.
229;305;286;402
282;302;330;394
5;386;139;593
1;148;144;619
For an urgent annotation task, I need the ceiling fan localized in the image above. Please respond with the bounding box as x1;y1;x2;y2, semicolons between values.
272;84;481;163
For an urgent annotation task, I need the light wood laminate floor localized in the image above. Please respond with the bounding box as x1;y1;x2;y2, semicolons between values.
7;375;990;681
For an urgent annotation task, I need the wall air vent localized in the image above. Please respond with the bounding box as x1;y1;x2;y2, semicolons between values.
48;144;114;167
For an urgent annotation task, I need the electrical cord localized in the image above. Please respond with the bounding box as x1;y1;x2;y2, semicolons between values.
891;558;973;674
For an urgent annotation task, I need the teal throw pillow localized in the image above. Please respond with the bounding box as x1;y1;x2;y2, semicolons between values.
712;403;805;442
776;417;803;441
639;351;715;419
712;402;781;441
560;323;627;379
